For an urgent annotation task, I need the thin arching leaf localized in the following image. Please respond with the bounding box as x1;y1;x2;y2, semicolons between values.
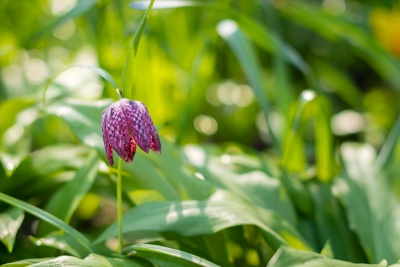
122;0;155;99
43;65;119;107
0;192;92;256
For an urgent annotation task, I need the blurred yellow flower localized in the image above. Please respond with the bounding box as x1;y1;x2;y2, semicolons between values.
369;5;400;57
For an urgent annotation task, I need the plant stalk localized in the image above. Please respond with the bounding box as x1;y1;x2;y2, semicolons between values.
117;157;123;253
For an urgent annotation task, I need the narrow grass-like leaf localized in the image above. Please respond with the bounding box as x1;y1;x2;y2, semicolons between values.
0;208;24;252
95;190;311;251
122;0;155;100
281;3;400;88
29;0;98;43
124;244;220;267
376;114;400;168
43;65;119;107
267;246;382;267
37;150;100;236
217;20;279;151
0;192;92;256
281;90;336;182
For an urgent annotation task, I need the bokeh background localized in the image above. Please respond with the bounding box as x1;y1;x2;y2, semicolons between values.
1;0;400;266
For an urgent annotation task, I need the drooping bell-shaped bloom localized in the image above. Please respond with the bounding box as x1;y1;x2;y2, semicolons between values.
101;98;161;166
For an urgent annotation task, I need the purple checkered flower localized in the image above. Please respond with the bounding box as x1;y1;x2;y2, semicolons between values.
101;98;161;166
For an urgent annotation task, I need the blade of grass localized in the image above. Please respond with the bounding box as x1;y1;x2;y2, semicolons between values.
217;20;279;152
122;0;156;100
281;90;336;182
376;114;400;169
0;192;92;256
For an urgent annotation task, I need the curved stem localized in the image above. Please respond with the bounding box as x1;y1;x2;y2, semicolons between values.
117;157;123;253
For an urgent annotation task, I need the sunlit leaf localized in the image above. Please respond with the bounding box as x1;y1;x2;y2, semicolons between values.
95;190;311;251
29;231;83;258
124;244;220;267
1;258;54;267
28;254;123;267
0;208;24;252
267;246;382;267
336;143;400;264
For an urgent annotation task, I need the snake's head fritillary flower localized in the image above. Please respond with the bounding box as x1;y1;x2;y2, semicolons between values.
101;98;161;166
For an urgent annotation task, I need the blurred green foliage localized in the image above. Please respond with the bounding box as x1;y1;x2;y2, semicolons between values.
1;0;400;266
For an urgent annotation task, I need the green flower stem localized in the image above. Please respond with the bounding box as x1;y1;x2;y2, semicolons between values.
117;157;123;253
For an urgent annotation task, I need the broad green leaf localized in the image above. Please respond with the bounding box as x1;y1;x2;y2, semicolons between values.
216;19;278;150
29;231;83;258
43;65;119;107
0;192;92;255
267;246;383;267
1;258;54;267
122;0;155;100
0;144;92;198
0;208;24;252
123;244;220;267
336;143;400;264
28;254;123;267
309;183;366;262
0;97;36;140
95;190;311;251
183;144;296;226
30;0;98;43
47;99;111;153
37;149;100;236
